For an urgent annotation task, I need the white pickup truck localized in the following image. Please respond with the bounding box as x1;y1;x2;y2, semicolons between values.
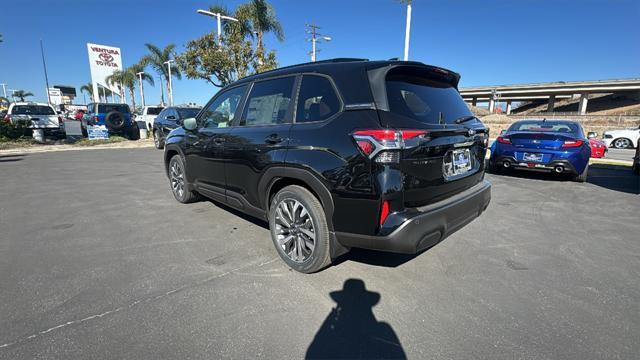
135;106;164;131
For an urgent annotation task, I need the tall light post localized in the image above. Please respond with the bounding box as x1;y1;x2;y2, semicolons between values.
196;9;239;44
403;0;412;61
136;71;146;107
164;60;174;106
0;83;7;98
306;23;331;62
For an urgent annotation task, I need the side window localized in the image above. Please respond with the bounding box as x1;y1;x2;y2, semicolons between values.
156;109;167;122
242;77;295;126
295;75;340;123
166;109;177;121
199;85;247;129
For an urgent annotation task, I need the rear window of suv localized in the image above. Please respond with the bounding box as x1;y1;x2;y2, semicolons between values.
11;105;55;115
147;107;164;115
98;104;130;113
385;70;471;125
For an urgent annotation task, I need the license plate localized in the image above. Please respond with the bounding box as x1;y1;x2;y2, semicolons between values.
444;148;472;178
523;152;543;162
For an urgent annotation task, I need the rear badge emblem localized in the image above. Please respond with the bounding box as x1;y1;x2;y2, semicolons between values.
468;129;476;136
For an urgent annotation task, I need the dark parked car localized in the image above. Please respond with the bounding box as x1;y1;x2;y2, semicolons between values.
152;106;201;149
163;58;491;273
82;103;139;139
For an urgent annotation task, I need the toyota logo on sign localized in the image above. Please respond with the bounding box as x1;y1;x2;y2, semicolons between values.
99;53;114;64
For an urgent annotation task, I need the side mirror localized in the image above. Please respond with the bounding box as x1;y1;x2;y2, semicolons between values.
183;117;197;131
587;132;597;139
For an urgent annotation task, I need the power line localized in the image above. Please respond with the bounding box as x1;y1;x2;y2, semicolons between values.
305;23;331;62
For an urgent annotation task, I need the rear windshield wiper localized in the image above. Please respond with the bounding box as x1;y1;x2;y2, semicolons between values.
454;115;477;124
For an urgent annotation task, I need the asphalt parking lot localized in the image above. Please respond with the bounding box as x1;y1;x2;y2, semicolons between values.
0;149;638;359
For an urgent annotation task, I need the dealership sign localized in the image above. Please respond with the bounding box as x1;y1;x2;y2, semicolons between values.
87;43;123;101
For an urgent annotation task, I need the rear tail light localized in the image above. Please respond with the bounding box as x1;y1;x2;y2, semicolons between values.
561;139;584;148
352;129;428;163
379;200;390;226
2;114;10;123
356;140;374;156
497;136;511;144
58;116;64;124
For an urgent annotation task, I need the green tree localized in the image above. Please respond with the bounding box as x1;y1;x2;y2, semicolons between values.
106;63;154;111
106;70;129;104
80;82;113;102
12;90;33;102
176;1;280;87
236;0;284;64
142;44;181;101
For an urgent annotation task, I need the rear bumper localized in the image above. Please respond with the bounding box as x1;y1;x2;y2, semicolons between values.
492;155;580;174
335;180;491;254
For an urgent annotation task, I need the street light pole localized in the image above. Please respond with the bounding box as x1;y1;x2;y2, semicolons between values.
136;72;146;107
306;23;331;62
0;83;7;98
403;0;412;61
196;9;239;44
40;39;52;105
164;60;174;106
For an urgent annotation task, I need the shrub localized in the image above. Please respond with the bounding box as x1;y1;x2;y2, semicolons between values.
0;120;31;140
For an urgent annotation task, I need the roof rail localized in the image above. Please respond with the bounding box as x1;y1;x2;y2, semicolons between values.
241;58;369;81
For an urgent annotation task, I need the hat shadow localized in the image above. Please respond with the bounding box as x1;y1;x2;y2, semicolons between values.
306;279;407;359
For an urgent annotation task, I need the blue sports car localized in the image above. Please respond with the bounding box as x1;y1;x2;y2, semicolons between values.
489;119;591;182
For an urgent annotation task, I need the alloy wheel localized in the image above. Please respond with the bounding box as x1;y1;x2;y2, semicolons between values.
274;199;316;263
614;138;630;148
170;160;185;199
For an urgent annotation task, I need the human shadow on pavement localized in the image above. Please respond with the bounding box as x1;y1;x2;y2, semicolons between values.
0;154;26;163
306;279;407;360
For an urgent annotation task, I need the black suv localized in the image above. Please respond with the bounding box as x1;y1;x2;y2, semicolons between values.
152;106;201;149
164;58;491;273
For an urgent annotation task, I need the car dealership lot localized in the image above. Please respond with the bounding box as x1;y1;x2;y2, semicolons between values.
0;149;638;359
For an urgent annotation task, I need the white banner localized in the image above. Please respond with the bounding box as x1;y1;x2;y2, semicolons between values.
87;43;123;102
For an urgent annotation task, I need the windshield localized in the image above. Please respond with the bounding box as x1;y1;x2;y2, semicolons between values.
98;104;130;113
12;105;55;115
147;107;164;115
509;121;582;136
385;73;471;125
177;108;201;119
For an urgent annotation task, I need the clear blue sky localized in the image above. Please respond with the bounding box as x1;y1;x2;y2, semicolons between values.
1;0;638;106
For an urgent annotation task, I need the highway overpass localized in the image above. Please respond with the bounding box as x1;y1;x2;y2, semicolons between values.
459;78;640;114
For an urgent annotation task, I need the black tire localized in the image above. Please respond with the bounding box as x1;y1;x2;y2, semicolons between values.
104;111;125;130
127;125;140;140
574;163;589;183
487;161;500;174
611;138;632;149
154;130;164;149
168;155;199;203
268;185;332;273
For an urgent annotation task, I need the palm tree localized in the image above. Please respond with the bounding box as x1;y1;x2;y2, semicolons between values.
80;82;113;102
236;0;284;62
13;90;34;102
128;60;155;109
106;70;130;105
142;44;181;104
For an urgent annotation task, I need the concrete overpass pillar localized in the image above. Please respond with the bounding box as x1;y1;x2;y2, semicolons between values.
547;95;556;112
506;101;512;115
578;94;588;114
488;99;495;113
472;97;477;106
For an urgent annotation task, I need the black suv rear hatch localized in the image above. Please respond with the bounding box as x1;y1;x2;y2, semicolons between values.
369;64;488;207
